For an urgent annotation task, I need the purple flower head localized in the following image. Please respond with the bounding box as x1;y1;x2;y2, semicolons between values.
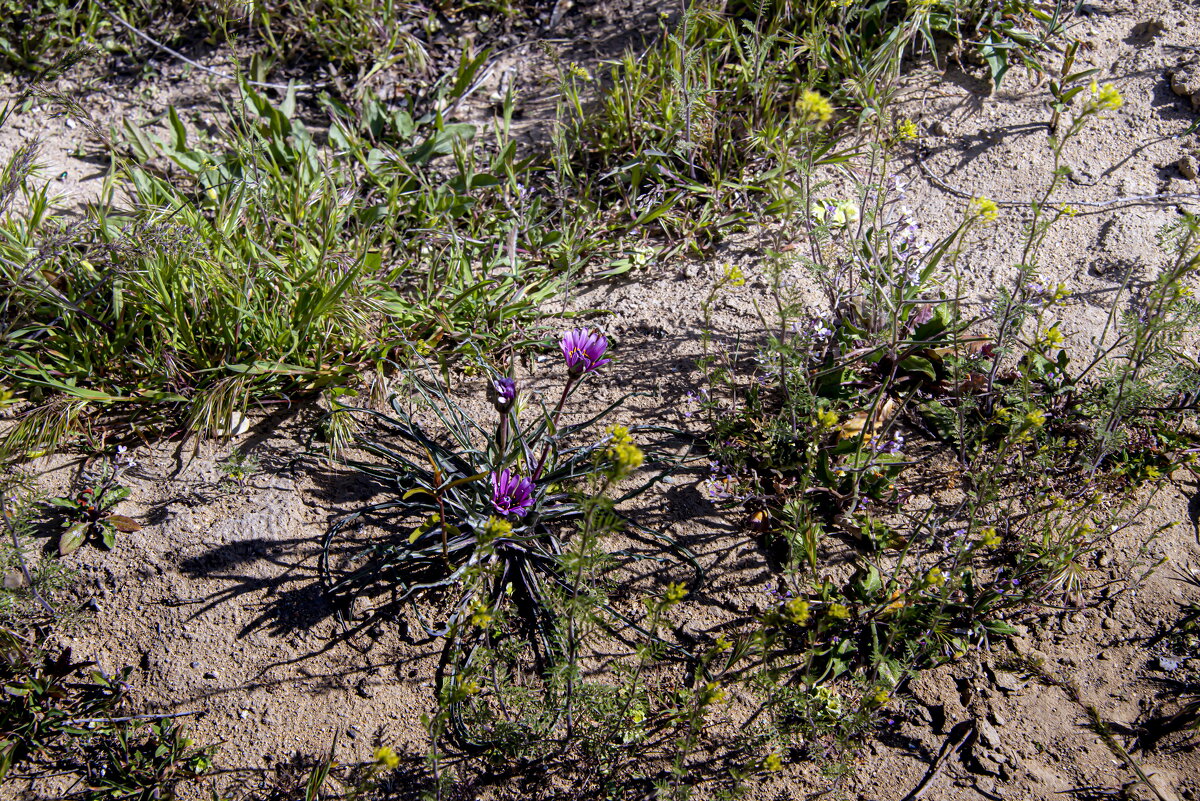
490;377;517;411
490;468;535;518
560;327;612;376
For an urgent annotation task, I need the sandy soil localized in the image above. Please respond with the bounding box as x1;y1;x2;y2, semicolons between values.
2;0;1200;798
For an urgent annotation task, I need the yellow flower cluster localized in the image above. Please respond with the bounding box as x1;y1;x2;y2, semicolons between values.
374;746;400;771
603;425;644;476
969;196;1000;222
723;263;746;287
664;581;689;605
784;598;810;625
978;526;1001;548
896;118;919;141
1089;81;1123;112
797;89;833;125
468;596;494;628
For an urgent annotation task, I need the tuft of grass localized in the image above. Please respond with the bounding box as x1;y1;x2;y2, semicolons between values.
0;68;574;456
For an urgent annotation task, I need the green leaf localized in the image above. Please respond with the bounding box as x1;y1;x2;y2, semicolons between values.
898;355;937;382
59;523;87;556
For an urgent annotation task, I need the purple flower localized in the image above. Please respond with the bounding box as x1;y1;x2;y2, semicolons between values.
560;328;612;376
490;377;517;411
490;468;535;518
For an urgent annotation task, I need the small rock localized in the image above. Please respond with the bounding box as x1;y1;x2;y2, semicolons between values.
977;717;1003;750
1096;552;1113;569
1068;164;1098;186
928;120;948;137
989;667;1029;694
3;571;28;590
1132;19;1166;37
1103;617;1117;631
1179;155;1198;181
1157;656;1181;672
203;670;218;680
1170;60;1200;110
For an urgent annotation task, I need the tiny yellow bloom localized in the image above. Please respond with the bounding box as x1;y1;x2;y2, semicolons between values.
1023;409;1047;429
1041;325;1065;346
797;89;833;125
373;746;400;770
567;62;592;82
969;196;1000;222
1089;81;1123;112
923;567;945;588
764;752;784;772
896;118;919;141
664;582;689;605
785;598;810;625
481;515;512;543
816;409;840;429
723;263;746;287
701;681;727;705
827;602;850;620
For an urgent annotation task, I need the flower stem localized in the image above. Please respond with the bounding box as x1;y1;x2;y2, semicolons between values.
533;377;575;481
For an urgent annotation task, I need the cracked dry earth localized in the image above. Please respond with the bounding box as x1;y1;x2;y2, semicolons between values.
3;0;1200;798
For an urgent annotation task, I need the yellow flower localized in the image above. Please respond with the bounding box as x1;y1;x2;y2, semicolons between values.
923;567;945;588
701;681;727;705
373;746;400;771
896;118;919;141
1041;325;1065;346
1089;81;1123;112
978;526;1001;548
664;582;688;605
797;89;833;125
714;634;733;653
723;263;746;287
602;426;644;476
816;409;840;429
785;598;810;625
969;196;999;222
830;200;860;227
764;752;784;772
827;602;850;620
468;597;494;628
1023;409;1047;429
480;515;512;544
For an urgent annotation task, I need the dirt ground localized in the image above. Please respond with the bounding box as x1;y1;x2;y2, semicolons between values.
3;0;1200;798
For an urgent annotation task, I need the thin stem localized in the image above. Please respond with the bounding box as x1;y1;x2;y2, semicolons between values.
533;376;576;481
0;489;55;617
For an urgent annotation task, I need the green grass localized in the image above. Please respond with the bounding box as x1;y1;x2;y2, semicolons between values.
0;71;574;454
